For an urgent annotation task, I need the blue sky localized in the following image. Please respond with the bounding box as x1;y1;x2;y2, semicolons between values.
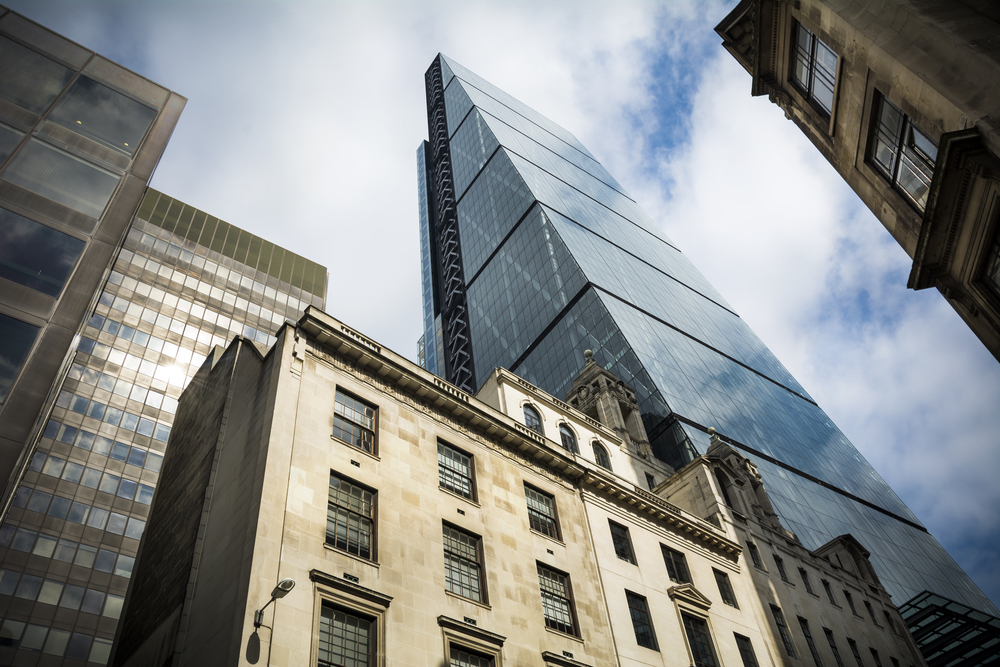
8;0;999;609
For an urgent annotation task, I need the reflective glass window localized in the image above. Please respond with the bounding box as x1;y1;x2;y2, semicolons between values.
327;472;375;560
869;93;937;212
0;121;24;163
443;523;484;602
525;484;559;539
791;22;837;115
0;35;74;115
0;312;39;402
3;138;121;218
626;590;657;649
438;440;475;499
49;75;157;156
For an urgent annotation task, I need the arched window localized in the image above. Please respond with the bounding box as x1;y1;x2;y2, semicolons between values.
558;424;578;453
523;404;543;436
593;442;612;471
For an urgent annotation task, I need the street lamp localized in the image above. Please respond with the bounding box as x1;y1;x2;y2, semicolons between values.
254;578;295;628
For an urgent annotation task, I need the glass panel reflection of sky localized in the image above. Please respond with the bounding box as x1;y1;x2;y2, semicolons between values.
0;313;39;403
0;36;74;116
0;122;24;164
0;207;85;297
49;76;157;157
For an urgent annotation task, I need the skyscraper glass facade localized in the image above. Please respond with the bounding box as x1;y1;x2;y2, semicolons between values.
419;54;995;614
0;189;326;664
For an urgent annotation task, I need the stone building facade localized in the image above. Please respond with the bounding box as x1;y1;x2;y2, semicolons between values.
111;308;927;667
716;0;1000;361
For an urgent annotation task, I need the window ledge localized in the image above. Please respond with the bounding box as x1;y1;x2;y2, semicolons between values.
544;626;584;644
330;435;380;461
323;542;380;569
445;590;491;610
439;485;480;507
530;529;565;547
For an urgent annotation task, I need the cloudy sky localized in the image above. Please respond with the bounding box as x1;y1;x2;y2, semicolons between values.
11;0;999;608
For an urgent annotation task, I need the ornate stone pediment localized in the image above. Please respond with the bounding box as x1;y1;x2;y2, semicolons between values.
667;583;713;611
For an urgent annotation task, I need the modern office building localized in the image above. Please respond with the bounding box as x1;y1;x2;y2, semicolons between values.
0;5;186;507
715;0;1000;361
0;188;327;664
110;308;927;667
416;54;996;617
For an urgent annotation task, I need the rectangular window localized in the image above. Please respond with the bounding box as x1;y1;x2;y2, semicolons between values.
450;645;493;667
773;554;789;582
823;580;837;605
524;485;559;539
0;313;39;403
735;634;760;667
799;568;816;595
626;591;658;650
714;569;738;608
746;542;763;569
825;628;846;667
870;649;884;667
868;93;937;212
2;138;121;218
799;617;823;667
0;208;85;298
537;563;577;636
771;605;796;657
438;441;475;500
645;472;656;490
848;639;865;667
609;521;636;564
864;601;881;626
443;523;485;603
333;389;377;454
318;603;373;667
49;76;157;157
662;546;691;584
884;611;900;635
326;472;375;561
0;35;75;115
791;21;837;114
683;613;719;667
844;590;859;615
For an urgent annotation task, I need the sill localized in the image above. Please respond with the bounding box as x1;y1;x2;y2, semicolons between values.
752;566;769;574
544;626;584;644
807;592;821;599
445;589;491;610
616;555;637;566
530;529;565;547
439;485;480;508
330;435;380;461
723;602;740;610
323;543;380;569
780;579;796;588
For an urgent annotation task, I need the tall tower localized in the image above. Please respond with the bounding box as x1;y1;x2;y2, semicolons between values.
418;54;995;613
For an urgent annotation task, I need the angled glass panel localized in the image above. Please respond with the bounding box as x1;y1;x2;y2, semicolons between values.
0;35;74;115
443;73;475;139
0;121;24;164
439;55;456;89
450;108;499;197
0;207;85;296
466;206;586;388
49;75;157;156
456;149;535;278
0;313;39;402
3;139;121;218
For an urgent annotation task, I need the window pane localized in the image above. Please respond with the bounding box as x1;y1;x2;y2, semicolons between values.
49;76;157;156
3;138;121;218
318;604;371;667
0;207;85;297
0;313;39;402
0;122;24;163
0;35;74;115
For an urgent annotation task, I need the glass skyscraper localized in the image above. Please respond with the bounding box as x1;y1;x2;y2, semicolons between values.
418;54;995;614
0;188;326;664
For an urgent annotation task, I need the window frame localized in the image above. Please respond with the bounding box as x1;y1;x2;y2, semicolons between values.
682;611;721;667
309;569;390;667
609;520;636;565
773;554;790;582
770;604;797;657
557;423;578;454
438;615;505;667
438;440;476;501
746;541;764;569
799;617;824;667
442;521;487;605
847;638;865;667
536;562;579;637
524;484;561;541
789;20;838;117
326;471;377;563
735;633;760;667
522;404;544;436
625;590;659;651
592;441;612;470
713;569;738;608
661;545;692;585
867;91;938;213
332;388;378;455
824;628;846;667
799;567;816;595
822;579;838;606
